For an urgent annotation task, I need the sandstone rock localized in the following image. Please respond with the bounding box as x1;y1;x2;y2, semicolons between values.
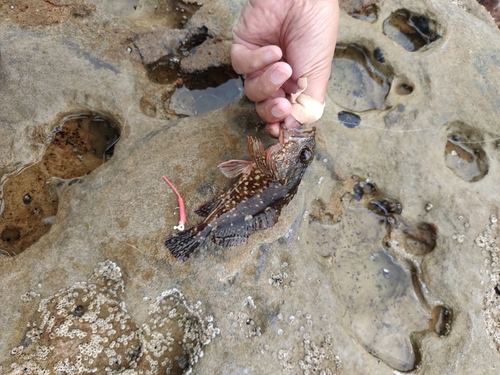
2;0;500;374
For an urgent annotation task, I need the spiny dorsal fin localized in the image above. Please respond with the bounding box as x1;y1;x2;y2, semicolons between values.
248;136;264;159
218;159;253;178
248;136;271;174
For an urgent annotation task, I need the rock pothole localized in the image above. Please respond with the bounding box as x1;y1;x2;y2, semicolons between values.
0;114;120;256
329;44;394;112
444;121;489;182
348;2;379;23
143;34;242;117
131;3;242;119
331;5;439;128
383;9;441;51
303;178;452;372
139;63;243;118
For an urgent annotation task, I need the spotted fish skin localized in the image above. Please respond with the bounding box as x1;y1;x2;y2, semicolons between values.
165;126;316;262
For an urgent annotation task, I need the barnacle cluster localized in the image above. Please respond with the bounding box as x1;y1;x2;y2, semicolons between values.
274;333;341;375
268;262;290;288
299;333;342;375
226;296;262;339
267;307;341;375
6;260;219;374
477;215;500;352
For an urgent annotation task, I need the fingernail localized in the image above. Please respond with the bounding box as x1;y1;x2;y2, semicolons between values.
284;116;301;128
271;105;287;118
270;68;289;85
263;50;278;64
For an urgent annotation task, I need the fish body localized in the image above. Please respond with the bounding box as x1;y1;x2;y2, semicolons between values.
165;126;316;261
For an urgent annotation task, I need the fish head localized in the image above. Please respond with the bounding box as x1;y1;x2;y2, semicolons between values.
265;126;316;185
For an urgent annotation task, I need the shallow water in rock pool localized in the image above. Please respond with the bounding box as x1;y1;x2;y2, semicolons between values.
0;115;119;256
301;178;451;372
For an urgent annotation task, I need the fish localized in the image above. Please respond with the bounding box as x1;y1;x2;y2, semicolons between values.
164;125;316;262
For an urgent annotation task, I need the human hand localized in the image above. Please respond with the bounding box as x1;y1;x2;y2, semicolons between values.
231;0;340;137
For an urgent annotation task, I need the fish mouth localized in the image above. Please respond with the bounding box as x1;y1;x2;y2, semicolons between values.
278;124;316;146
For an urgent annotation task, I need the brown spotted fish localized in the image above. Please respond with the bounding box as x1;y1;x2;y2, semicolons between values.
164;125;316;262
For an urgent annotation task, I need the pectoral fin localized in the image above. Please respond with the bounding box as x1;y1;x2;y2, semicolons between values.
218;159;253;178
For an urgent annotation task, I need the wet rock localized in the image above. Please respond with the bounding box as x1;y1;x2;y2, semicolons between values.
132;28;192;65
180;38;233;73
130;0;203;29
2;0;500;374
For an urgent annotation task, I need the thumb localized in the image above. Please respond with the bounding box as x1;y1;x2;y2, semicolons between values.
298;66;332;105
288;76;327;125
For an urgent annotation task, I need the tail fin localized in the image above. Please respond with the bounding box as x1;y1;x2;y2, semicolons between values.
164;224;209;262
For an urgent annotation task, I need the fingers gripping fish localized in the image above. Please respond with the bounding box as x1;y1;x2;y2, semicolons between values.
164;126;316;262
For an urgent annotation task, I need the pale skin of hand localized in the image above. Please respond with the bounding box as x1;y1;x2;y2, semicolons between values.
231;0;340;137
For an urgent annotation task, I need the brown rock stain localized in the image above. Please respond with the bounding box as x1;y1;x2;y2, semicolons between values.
1;0;95;27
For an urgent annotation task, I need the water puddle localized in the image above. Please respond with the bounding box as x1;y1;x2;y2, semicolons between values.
0;114;120;256
444;124;489;182
143;29;243;116
445;137;486;182
148;62;243;116
169;74;243;116
383;9;440;52
329;44;393;112
303;178;451;372
135;3;244;118
335;246;424;371
349;3;379;23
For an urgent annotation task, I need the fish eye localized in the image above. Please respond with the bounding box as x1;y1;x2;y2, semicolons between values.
299;147;312;163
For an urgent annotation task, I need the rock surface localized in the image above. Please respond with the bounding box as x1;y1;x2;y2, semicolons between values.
2;0;500;374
